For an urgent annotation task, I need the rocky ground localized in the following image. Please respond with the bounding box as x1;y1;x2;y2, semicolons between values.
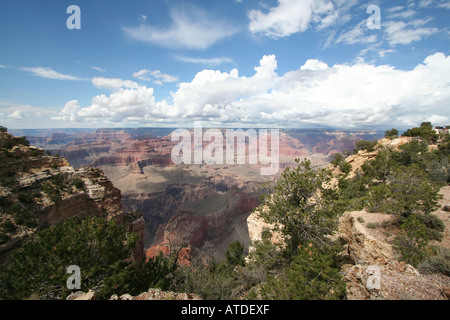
66;288;202;300
339;187;450;300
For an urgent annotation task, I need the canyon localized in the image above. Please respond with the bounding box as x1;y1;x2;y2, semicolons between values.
12;127;383;260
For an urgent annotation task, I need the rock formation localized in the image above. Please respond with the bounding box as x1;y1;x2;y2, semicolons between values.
14;128;383;262
338;210;450;300
0;131;145;263
67;288;202;300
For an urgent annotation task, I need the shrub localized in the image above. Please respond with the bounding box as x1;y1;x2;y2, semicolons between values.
414;214;445;241
172;265;238;300
366;222;380;229
18;192;34;204
418;246;450;276
402;124;438;143
331;153;344;167
225;241;245;268
41;181;62;204
257;159;339;251
366;184;392;213
340;161;352;174
0;196;13;208
0;232;11;245
393;215;430;267
15;136;30;147
73;178;84;190
0;216;155;300
384;128;399;139
385;165;441;216
260;244;346;300
362;149;397;182
1;220;16;232
353;140;378;154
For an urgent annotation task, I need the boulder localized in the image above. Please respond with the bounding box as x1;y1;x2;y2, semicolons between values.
66;290;97;300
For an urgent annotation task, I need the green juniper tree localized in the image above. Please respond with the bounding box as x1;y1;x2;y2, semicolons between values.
0;216;176;300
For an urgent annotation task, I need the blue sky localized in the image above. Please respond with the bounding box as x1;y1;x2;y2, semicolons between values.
0;0;449;129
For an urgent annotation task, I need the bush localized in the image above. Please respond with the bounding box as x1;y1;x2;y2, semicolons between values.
384;128;399;139
415;214;445;241
225;241;245;268
366;184;392;213
331;153;344;167
15;136;30;147
260;244;346;300
18;192;34;204
418;246;450;276
41;181;62;204
257;159;339;251
340;161;352;174
393;215;430;267
395;140;429;167
1;220;16;232
402;124;438;143
437;139;450;156
172;265;238;300
366;222;380;229
386;165;441;216
353;140;378;154
0;216;162;300
0;232;10;244
73;178;84;190
362;149;397;182
415;214;445;232
0;196;13;208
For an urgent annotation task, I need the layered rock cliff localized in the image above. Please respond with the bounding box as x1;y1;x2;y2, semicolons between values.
338;209;450;300
0;131;144;263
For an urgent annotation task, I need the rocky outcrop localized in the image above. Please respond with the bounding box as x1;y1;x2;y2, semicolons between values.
344;136;414;178
66;290;98;301
66;288;202;300
342;260;450;300
126;288;202;300
145;244;192;266
246;208;283;255
0;131;145;263
339;211;397;265
338;210;450;300
146;191;261;260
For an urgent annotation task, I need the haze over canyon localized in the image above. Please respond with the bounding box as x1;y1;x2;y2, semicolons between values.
11;127;383;259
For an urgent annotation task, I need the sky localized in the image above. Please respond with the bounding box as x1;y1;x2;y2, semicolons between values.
0;0;449;130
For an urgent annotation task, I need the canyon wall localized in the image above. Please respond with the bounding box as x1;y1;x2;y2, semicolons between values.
0;131;144;263
14;128;383;260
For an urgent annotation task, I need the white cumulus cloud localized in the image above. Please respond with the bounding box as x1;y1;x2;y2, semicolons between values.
92;77;139;90
56;53;450;129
